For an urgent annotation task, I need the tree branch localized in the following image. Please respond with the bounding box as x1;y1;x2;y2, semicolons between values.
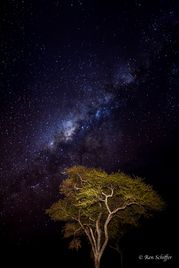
73;227;82;237
74;183;82;191
109;244;121;254
99;213;112;259
76;210;96;256
96;211;102;251
85;228;96;255
101;187;114;198
89;217;95;222
97;198;136;259
89;227;97;252
111;202;137;215
101;187;114;214
77;173;87;184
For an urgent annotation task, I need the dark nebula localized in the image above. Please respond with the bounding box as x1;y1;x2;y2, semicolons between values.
0;1;178;267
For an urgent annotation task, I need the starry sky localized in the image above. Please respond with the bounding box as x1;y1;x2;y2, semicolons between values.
0;0;178;266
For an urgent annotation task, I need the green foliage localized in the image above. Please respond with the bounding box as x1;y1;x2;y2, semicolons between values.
46;165;165;251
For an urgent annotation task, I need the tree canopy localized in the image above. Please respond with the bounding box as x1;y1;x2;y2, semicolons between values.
46;166;164;268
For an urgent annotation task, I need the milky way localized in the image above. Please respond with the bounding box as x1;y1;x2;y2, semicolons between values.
0;0;178;245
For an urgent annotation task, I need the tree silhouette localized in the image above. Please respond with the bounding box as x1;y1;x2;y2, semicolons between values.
46;166;164;268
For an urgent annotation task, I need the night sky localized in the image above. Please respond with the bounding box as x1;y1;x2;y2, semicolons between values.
0;1;178;267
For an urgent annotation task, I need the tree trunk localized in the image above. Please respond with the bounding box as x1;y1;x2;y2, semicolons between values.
94;255;101;268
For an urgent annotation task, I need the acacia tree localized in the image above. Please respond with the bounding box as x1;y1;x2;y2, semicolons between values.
46;166;164;268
